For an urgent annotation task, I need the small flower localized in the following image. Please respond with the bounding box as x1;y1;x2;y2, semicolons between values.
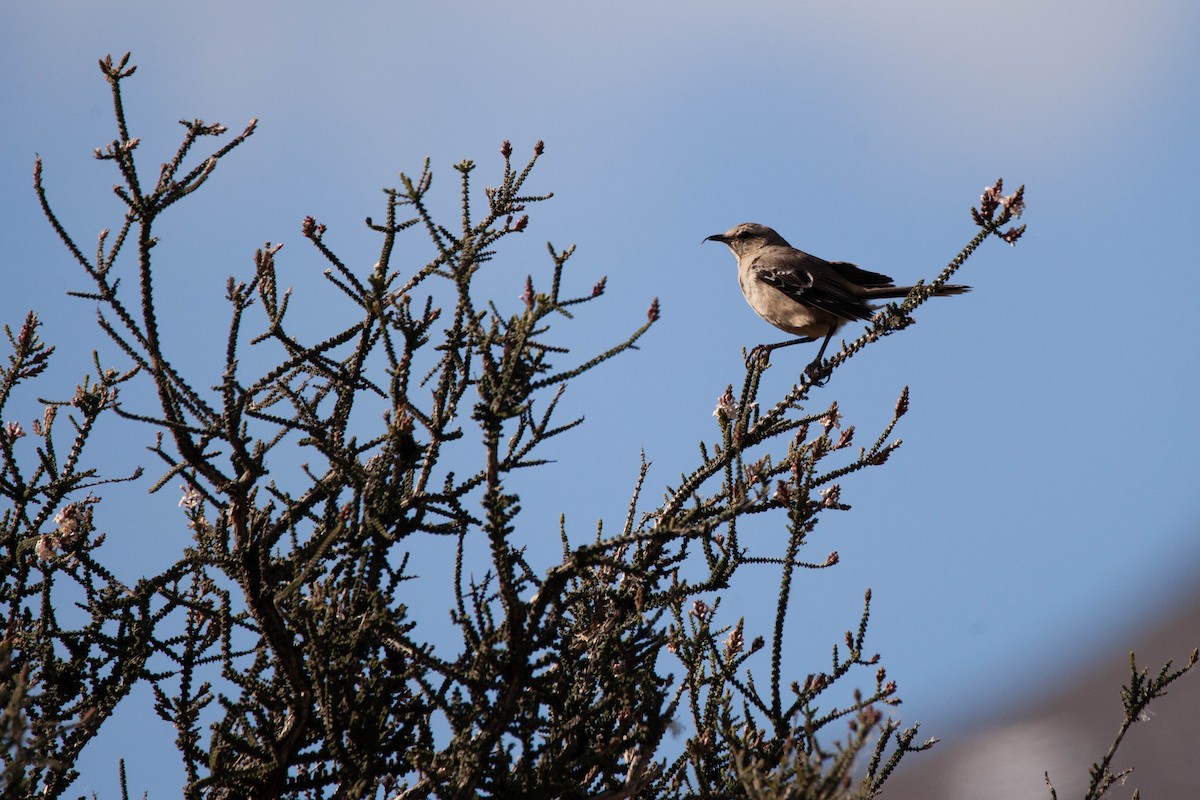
820;484;840;510
16;312;40;349
188;516;213;536
5;421;25;441
724;618;745;656
179;485;202;510
713;385;737;419
1000;224;1027;246
820;402;842;433
894;386;909;418
520;275;535;308
869;439;902;465
824;551;840;566
54;507;80;539
50;498;95;553
646;297;660;323
978;179;1004;221
1001;185;1026;219
689;599;711;621
795;421;809;444
591;276;607;297
811;436;829;460
35;534;57;562
835;426;854;449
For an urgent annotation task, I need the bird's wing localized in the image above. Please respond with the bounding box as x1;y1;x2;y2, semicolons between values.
753;249;877;323
828;260;894;288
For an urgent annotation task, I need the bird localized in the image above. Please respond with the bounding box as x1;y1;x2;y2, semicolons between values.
704;222;969;376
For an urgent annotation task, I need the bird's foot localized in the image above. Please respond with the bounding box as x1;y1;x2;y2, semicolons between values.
804;358;832;386
746;345;773;369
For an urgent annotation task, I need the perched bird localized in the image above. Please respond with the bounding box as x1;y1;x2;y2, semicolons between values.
705;222;969;373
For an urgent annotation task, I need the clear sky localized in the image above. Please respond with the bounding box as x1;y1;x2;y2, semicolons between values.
3;2;1199;796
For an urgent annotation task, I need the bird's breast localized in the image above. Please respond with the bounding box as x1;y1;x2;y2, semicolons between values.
738;269;840;337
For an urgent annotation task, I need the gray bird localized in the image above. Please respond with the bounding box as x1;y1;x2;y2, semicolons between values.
705;222;969;373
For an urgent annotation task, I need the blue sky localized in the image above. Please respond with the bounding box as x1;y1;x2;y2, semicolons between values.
3;2;1199;796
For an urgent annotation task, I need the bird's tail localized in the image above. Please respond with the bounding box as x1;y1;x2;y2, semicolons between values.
860;284;971;299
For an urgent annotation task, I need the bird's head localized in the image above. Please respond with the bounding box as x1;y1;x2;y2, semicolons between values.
703;222;791;257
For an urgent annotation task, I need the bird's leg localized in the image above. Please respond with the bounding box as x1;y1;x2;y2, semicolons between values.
747;336;816;368
803;329;837;384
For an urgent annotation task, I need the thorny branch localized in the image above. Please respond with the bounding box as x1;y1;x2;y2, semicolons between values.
11;52;1174;800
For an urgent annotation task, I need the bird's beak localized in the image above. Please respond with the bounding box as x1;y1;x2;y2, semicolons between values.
704;233;727;244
